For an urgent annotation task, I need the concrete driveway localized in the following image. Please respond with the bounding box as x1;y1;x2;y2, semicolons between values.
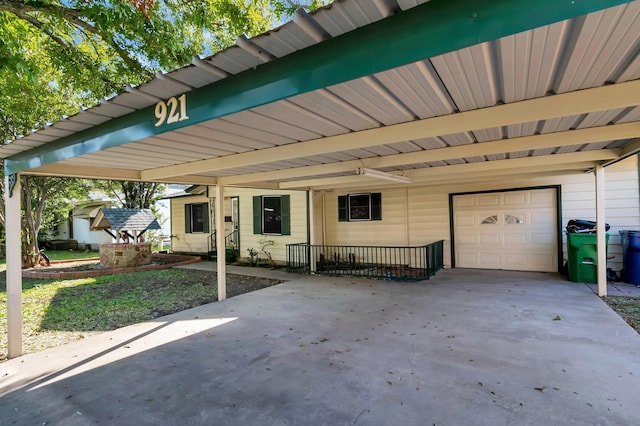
1;269;639;425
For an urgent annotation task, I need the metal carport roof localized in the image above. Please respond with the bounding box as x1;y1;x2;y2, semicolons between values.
2;0;639;190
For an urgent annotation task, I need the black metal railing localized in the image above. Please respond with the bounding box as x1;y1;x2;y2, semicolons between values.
286;240;444;281
209;229;239;251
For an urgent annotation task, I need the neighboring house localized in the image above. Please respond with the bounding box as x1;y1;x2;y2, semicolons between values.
52;200;113;250
169;186;307;263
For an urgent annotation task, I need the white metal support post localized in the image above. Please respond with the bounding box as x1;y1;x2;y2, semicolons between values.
308;190;316;273
5;174;22;358
595;164;607;297
215;184;226;301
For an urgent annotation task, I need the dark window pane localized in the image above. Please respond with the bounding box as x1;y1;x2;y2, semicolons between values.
349;194;371;220
191;203;205;233
263;196;282;234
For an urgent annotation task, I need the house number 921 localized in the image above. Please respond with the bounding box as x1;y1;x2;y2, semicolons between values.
155;94;189;127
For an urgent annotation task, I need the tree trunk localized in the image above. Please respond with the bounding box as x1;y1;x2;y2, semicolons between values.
22;226;39;268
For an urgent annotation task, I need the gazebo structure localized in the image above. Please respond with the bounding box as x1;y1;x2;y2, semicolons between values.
2;0;640;359
91;208;162;267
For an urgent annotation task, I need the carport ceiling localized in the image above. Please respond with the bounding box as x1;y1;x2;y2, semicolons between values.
3;0;640;189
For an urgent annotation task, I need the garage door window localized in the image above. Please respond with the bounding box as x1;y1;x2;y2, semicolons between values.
481;215;498;225
505;214;524;224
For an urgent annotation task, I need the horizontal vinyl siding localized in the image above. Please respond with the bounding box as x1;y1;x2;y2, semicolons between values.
215;187;308;263
321;156;639;273
170;194;210;253
407;191;453;266
325;189;408;246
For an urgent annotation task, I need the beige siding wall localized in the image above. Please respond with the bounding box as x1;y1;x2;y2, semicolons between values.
209;187;308;264
170;194;210;253
320;156;639;273
325;188;409;246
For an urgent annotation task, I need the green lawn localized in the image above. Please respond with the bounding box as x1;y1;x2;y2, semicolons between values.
43;250;100;261
605;296;640;332
1;268;281;361
0;250;98;271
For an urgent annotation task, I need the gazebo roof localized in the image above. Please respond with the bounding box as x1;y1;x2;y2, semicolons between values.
91;208;161;232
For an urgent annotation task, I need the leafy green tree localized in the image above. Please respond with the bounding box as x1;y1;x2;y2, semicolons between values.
20;177;92;266
1;0;328;265
0;0;327;101
96;181;165;209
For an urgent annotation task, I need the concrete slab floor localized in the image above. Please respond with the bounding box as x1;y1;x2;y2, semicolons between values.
1;269;639;425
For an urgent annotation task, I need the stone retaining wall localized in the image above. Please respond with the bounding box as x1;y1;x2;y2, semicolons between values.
99;242;152;267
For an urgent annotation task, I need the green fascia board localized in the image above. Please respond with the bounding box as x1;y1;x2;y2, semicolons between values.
5;0;633;175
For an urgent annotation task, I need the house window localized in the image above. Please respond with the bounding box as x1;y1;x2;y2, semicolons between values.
184;203;209;233
253;195;291;235
338;193;382;222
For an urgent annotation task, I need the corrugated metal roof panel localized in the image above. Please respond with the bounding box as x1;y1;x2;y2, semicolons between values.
431;42;500;111
252;100;349;137
619;106;640;123
288;90;380;131
2;0;637;188
326;77;415;126
208;45;265;74
500;22;569;103
165;64;221;88
373;61;456;119
557;2;640;93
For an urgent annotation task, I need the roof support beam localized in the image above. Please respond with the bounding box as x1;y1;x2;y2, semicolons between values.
278;162;595;190
218;119;640;185
25;164;217;185
5;0;632;175
306;164;598;191
303;150;618;190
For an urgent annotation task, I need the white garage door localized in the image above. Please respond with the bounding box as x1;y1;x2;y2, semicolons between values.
453;189;558;272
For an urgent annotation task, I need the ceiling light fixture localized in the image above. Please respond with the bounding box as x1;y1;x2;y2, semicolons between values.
355;167;412;183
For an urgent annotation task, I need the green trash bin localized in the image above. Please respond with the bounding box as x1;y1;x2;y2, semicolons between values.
567;233;609;283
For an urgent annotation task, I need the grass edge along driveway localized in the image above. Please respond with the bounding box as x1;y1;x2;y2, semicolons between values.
1;268;281;361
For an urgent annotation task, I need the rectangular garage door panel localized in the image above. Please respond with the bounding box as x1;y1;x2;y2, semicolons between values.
479;233;501;245
478;194;501;206
453;188;557;272
454;197;475;208
457;234;477;245
504;233;528;245
504;191;527;205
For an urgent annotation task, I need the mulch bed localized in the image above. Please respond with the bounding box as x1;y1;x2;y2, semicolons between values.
22;253;201;279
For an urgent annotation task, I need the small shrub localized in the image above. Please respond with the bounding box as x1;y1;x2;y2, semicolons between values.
258;239;276;268
247;248;259;266
226;249;239;263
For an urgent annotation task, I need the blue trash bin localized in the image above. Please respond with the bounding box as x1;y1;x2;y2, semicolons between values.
620;230;640;285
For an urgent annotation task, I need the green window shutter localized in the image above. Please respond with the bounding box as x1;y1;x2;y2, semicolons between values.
338;196;348;221
253;196;262;234
185;204;192;233
202;203;210;233
371;193;382;220
281;195;291;235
